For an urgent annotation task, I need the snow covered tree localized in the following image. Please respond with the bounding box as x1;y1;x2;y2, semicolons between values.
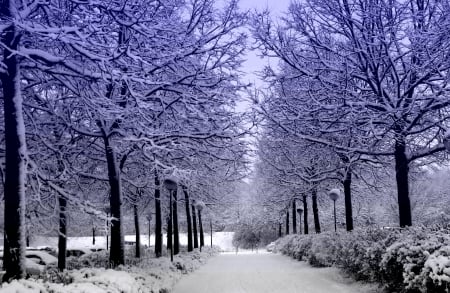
1;0;27;279
252;0;450;227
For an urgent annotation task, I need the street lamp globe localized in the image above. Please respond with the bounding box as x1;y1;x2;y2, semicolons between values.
196;200;205;212
163;177;178;191
328;188;340;201
296;207;303;215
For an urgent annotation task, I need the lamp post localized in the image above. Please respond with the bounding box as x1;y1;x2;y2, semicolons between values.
196;200;205;252
296;207;303;234
210;218;213;248
163;178;178;262
328;189;340;232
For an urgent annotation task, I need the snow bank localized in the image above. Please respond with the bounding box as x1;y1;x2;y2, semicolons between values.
0;247;220;293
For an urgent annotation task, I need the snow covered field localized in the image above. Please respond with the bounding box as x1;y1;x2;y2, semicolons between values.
172;253;383;293
24;231;235;252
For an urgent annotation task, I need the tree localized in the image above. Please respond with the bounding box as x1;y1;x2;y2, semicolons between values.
252;0;450;227
1;0;29;280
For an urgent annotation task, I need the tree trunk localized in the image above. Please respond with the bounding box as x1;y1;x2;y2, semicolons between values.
312;187;321;233
285;209;289;235
92;227;96;245
106;211;109;250
134;204;140;258
1;3;26;279
58;196;67;271
292;199;297;234
302;195;309;235
148;215;151;247
343;169;354;231
173;190;179;255
103;135;124;267
167;195;172;252
106;225;109;250
192;204;199;249
183;187;193;252
154;170;162;257
395;137;412;227
278;222;282;238
199;211;204;248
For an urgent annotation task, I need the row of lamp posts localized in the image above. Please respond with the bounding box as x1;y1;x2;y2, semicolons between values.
163;177;206;261
290;188;340;235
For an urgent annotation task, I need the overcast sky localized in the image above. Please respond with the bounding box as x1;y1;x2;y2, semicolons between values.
237;0;291;87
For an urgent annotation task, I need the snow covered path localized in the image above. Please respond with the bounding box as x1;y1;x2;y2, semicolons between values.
172;252;381;293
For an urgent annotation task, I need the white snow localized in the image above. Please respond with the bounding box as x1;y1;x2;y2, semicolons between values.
24;232;235;252
0;247;220;292
172;253;383;293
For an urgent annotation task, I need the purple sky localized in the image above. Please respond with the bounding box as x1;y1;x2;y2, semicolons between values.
238;0;291;86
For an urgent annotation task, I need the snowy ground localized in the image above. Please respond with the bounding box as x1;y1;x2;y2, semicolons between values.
24;231;235;252
172;253;384;293
0;247;220;292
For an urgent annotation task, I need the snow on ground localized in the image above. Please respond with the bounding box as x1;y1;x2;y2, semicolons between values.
25;231;235;252
0;247;220;293
172;253;384;293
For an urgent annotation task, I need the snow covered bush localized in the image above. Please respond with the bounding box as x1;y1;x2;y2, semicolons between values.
420;245;450;292
335;228;401;282
65;250;110;270
380;227;450;292
273;235;313;261
272;227;450;292
307;233;340;267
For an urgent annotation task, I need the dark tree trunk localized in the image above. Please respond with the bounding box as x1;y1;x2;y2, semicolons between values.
292;199;297;234
183;187;193;252
192;204;199;249
26;235;30;247
312;188;321;233
106;224;109;250
278;222;282;238
134;204;140;258
167;198;172;252
92;227;96;245
199;211;204;247
154;171;162;257
103;135;124;267
303;195;309;234
285;210;289;235
395;137;412;227
58;196;67;271
343;170;354;231
148;215;151;247
1;4;26;279
173;190;179;255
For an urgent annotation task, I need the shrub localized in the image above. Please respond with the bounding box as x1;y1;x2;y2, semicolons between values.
272;227;450;292
421;245;450;292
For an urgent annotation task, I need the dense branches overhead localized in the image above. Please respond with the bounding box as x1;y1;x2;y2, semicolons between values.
251;0;450;227
0;0;250;279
